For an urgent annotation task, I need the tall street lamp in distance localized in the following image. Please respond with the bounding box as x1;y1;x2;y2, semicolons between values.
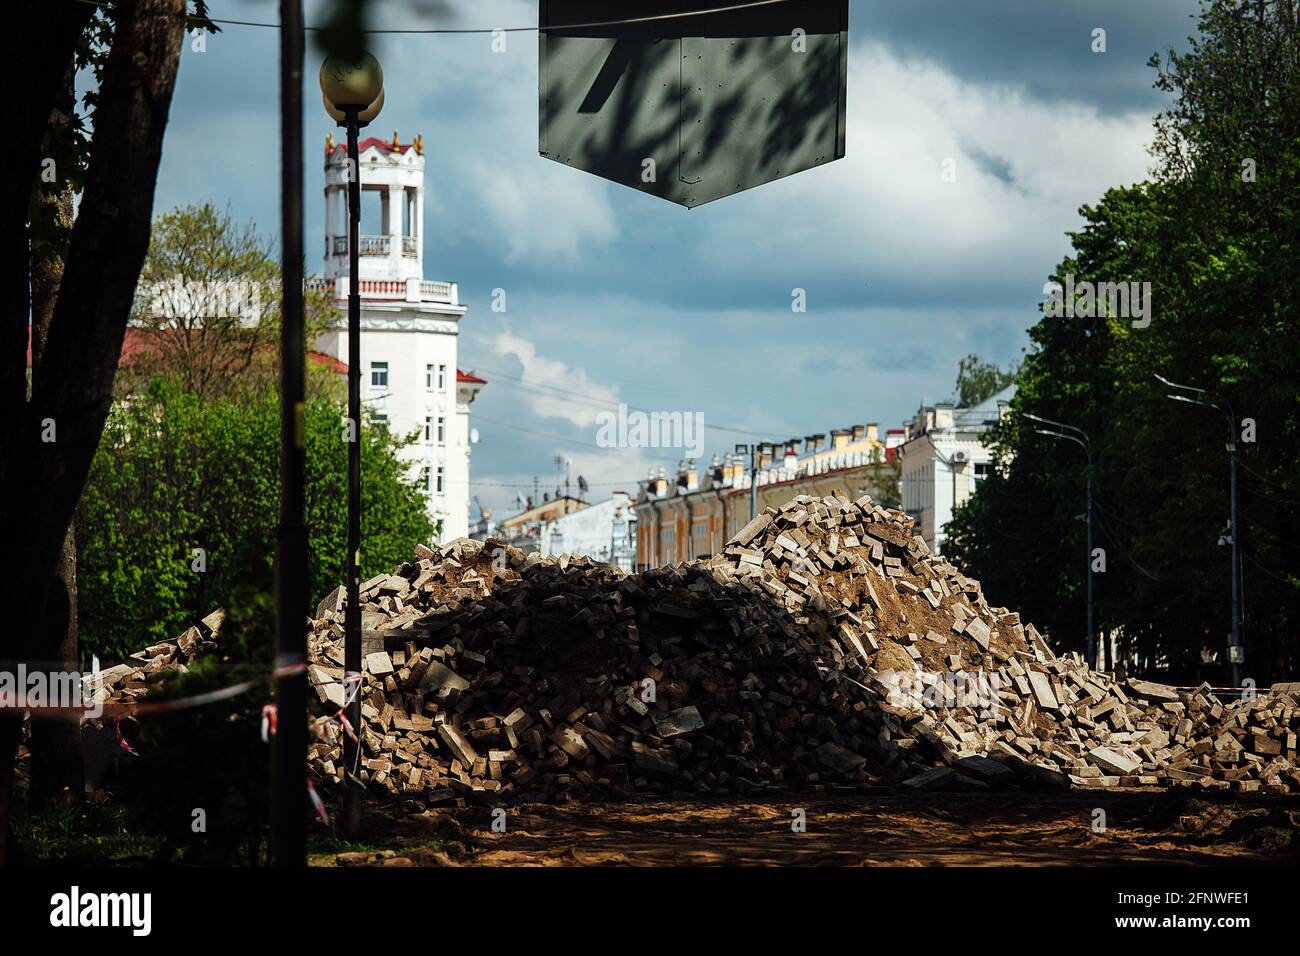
1023;412;1095;669
321;51;383;837
1155;373;1243;688
734;442;778;520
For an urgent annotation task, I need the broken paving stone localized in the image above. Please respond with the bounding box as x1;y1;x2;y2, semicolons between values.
815;741;867;775
1127;679;1180;704
901;766;988;792
651;706;705;739
954;755;1016;784
1089;746;1141;776
963;617;991;651
1026;671;1059;711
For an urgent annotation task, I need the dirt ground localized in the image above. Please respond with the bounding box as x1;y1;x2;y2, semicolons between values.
318;788;1300;867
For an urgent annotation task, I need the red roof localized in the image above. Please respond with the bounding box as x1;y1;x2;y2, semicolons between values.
331;137;412;158
310;353;348;374
27;325;345;374
457;369;486;384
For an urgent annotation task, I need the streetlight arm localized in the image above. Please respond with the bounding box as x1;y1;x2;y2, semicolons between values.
1154;372;1208;396
1023;411;1091;448
1034;427;1089;458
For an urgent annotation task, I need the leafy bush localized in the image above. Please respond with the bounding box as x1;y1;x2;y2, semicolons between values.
77;378;437;658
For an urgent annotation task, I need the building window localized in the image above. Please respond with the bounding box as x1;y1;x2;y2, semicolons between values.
425;364;435;390
437;364;447;390
371;361;388;389
372;412;389;432
424;416;433;443
973;462;991;488
436;465;445;494
436;415;446;445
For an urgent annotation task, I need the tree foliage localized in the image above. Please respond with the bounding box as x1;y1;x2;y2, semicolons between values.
77;381;437;659
954;354;1017;408
946;0;1300;683
126;203;340;400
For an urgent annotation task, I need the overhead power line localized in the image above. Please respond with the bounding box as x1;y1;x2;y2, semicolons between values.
71;0;797;34
1095;516;1169;585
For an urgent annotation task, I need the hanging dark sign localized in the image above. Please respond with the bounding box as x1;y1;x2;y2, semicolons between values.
539;1;849;208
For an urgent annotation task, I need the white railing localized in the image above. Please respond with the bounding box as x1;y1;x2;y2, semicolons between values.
302;276;457;304
359;235;389;256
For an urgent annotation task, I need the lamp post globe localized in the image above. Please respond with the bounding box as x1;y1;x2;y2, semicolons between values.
319;51;384;111
322;87;384;125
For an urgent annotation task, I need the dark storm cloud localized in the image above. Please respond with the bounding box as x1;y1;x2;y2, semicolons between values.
851;0;1202;114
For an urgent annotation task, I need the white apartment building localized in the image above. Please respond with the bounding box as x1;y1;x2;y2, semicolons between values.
538;492;637;571
899;385;1015;554
311;132;484;542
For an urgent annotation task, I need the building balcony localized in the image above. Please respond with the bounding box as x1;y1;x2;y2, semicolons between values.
327;234;395;257
359;235;389;256
304;275;459;305
402;236;418;257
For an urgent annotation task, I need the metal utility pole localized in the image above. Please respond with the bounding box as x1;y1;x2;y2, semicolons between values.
1156;374;1242;687
272;0;307;867
1023;413;1095;668
737;442;775;520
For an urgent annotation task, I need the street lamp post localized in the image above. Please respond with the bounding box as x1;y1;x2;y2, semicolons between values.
1023;413;1096;668
321;53;384;837
1155;374;1243;687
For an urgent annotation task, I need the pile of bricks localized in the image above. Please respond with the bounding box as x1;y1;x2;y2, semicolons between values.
54;495;1297;804
297;494;1300;804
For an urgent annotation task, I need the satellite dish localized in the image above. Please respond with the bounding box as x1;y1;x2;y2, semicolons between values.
470;427;480;444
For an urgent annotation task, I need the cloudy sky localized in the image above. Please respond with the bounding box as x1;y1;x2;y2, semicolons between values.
145;0;1203;515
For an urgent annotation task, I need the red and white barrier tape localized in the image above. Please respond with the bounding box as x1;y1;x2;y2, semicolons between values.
113;715;139;756
306;779;330;826
261;704;278;742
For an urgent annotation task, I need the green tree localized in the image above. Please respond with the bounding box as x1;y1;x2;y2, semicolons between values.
954;354;1017;408
76;380;436;659
126;202;341;400
948;0;1300;682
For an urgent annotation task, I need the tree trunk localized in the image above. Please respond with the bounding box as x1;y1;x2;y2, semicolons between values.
28;524;82;812
26;62;85;815
0;0;188;865
0;0;92;870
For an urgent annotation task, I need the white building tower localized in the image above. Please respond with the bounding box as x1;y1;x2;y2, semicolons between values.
313;131;484;543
